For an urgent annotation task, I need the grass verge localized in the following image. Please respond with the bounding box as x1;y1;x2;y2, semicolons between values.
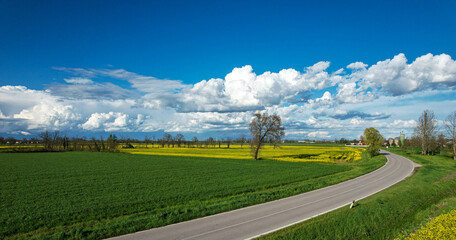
257;149;456;240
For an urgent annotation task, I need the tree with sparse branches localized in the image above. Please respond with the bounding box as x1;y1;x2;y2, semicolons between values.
249;112;285;160
175;134;185;147
163;133;172;147
445;111;456;160
364;127;384;156
207;137;215;148
192;136;198;148
144;136;150;148
239;135;246;148
415;109;438;155
39;131;53;151
106;134;119;152
226;137;231;148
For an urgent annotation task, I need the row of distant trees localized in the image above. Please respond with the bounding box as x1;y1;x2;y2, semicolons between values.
0;131;256;152
146;134;250;149
411;110;456;159
37;131;120;152
0;131;123;152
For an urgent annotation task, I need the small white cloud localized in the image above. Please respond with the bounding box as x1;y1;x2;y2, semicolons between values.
350;118;364;125
64;77;94;84
336;82;376;103
53;67;96;77
305;116;318;125
307;61;330;72
286;130;308;135
319;91;332;101
347;62;368;69
136;114;144;125
389;119;417;129
308;131;331;139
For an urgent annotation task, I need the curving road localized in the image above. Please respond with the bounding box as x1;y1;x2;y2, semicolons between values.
109;150;419;240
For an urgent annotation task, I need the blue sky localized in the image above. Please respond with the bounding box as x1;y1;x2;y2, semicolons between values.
1;0;456;140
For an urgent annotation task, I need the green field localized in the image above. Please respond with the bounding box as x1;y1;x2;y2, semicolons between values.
258;149;456;240
0;150;383;239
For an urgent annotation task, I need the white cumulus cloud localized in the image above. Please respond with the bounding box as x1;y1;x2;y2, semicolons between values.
0;86;80;131
80;112;130;132
354;53;456;96
178;63;341;112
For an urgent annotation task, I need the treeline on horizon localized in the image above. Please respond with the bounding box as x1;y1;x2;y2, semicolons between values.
0;131;253;153
0;131;453;154
0;131;358;153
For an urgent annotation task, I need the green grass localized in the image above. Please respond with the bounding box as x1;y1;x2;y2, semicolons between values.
0;151;384;239
257;149;456;240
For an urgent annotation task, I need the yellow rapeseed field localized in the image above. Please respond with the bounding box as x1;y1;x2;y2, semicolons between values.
401;209;456;239
0;145;42;149
123;144;364;163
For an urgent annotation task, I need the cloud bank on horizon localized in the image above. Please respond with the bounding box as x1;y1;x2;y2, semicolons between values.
1;53;456;139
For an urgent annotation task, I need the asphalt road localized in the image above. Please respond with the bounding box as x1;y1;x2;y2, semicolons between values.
109;150;419;240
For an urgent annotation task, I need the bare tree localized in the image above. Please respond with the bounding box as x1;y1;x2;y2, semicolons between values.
100;136;106;151
249;113;285;160
52;131;61;150
175;134;185;147
226;137;231;148
62;135;70;151
171;136;176;148
414;109;438;155
207;137;215;148
106;134;119;152
144;136;150;148
39;131;53;151
125;138;133;148
192;136;198;148
239;135;246;149
445;111;456;160
89;137;101;152
163;133;172;147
